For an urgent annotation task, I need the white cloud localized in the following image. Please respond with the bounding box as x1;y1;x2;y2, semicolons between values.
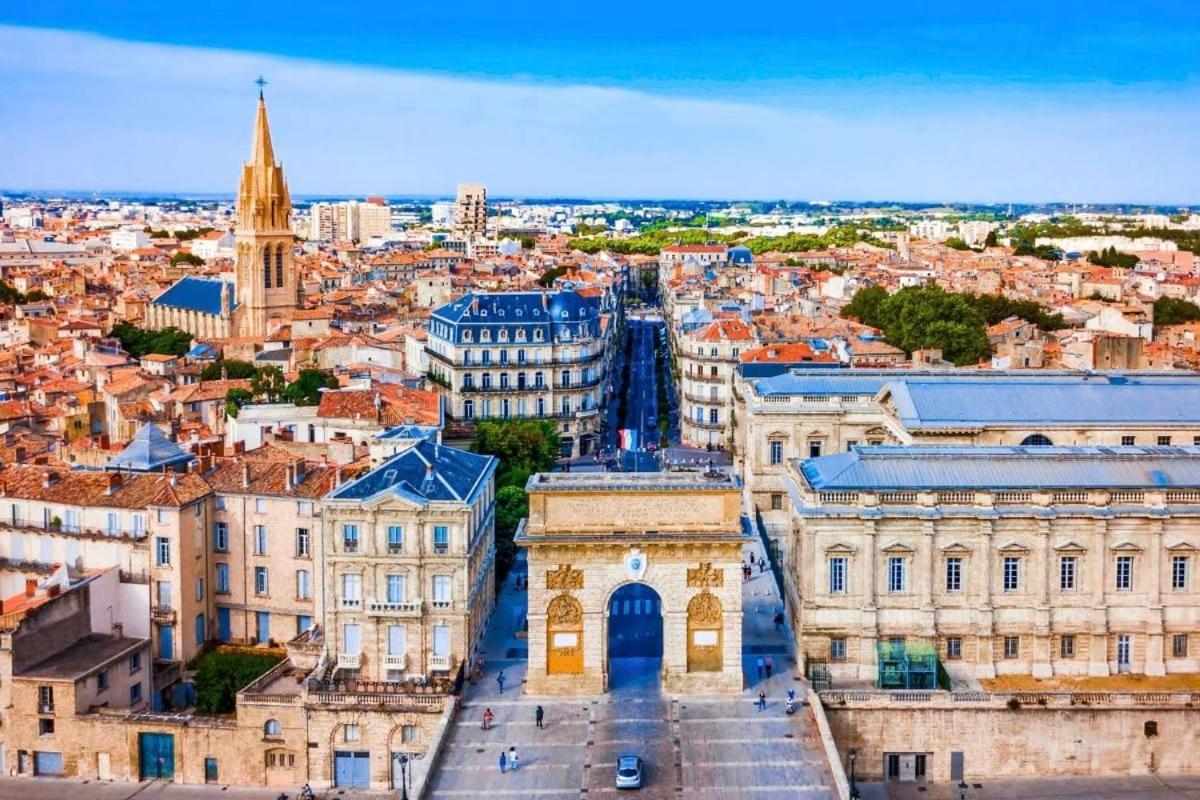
0;25;1197;202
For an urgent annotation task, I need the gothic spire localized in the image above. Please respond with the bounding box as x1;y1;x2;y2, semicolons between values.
237;90;291;231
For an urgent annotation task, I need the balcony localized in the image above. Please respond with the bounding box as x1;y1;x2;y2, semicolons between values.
686;419;727;431
38;702;54;714
382;653;408;671
687;372;726;385
339;598;362;611
365;599;422;617
337;652;362;670
151;606;176;625
426;347;602;369
428;654;452;672
433;543;450;555
683;392;723;404
429;598;453;611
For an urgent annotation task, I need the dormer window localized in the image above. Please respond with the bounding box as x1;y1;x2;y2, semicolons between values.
498;329;509;342
534;329;544;342
480;329;491;342
462;330;472;343
516;329;526;342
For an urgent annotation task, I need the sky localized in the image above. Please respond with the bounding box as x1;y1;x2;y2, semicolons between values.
1;1;1199;202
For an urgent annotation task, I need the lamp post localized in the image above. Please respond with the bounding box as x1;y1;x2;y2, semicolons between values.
959;779;969;800
398;754;410;800
847;747;859;799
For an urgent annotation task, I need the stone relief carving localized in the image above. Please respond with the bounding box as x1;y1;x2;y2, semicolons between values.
546;563;584;591
547;593;583;627
687;590;723;626
687;562;724;588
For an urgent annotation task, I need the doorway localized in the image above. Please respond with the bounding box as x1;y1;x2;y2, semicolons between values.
607;583;663;691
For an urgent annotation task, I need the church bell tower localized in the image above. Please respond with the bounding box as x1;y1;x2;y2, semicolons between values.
234;85;297;338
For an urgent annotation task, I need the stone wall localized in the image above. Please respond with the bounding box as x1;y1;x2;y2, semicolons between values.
821;692;1200;782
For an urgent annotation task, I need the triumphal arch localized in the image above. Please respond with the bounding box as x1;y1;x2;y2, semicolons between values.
517;471;748;695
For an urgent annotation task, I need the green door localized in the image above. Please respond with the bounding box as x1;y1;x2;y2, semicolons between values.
138;732;175;780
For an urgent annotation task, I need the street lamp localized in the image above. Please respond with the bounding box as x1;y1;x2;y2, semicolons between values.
398;754;411;800
959;780;969;800
847;748;859;799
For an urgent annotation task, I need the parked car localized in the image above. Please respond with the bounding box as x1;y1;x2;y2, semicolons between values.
615;755;643;789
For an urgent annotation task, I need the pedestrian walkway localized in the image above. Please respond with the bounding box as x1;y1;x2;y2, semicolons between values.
859;774;1200;799
425;534;836;800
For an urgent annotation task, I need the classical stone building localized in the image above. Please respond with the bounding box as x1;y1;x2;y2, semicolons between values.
781;445;1200;682
518;472;748;695
677;316;755;449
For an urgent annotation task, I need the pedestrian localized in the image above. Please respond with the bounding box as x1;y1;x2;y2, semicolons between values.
509;746;519;772
756;656;765;680
774;612;784;631
765;655;774;679
497;670;506;695
535;704;544;729
498;750;507;774
757;690;767;711
759;557;767;574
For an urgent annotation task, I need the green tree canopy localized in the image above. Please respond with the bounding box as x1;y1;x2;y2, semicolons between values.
1087;246;1139;269
200;359;258;381
250;365;287;402
224;388;253;418
111;322;193;358
842;285;991;366
193;649;282;715
283;369;339;406
1154;296;1200;327
170;251;204;267
472;419;561;489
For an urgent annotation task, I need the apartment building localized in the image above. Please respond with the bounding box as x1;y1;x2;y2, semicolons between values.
321;440;497;681
782;445;1200;681
426;291;616;457
678;316;755;448
453;183;487;238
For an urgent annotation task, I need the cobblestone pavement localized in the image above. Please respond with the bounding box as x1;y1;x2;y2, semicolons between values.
859;774;1200;799
426;536;836;800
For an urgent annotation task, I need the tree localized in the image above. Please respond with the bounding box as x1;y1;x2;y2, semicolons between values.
193;649;282;714
111;322;192;358
984;230;999;248
1087;246;1138;269
283;369;339;406
473;419;561;489
200;359;258;381
224;388;253;418
170;251;204;267
539;266;569;287
840;285;889;327
1154;296;1200;327
250;365;286;402
519;236;537;250
945;237;971;251
841;285;991;365
493;485;529;587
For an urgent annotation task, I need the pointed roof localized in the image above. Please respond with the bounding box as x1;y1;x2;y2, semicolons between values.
237;96;291;231
107;424;194;472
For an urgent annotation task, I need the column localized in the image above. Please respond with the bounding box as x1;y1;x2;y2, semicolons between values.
1089;519;1110;676
975;520;996;678
858;520;879;681
1032;520;1053;678
1145;520;1166;676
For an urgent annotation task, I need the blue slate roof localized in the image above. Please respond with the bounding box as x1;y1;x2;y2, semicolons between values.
107;423;194;472
327;440;495;505
430;290;602;345
729;245;753;265
755;372;892;397
799;445;1200;491
376;425;440;443
151;276;234;315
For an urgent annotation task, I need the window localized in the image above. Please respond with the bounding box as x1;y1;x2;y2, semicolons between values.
946;637;962;660
97;670;109;692
401;725;418;744
297;569;311;600
463;400;474;420
887;556;906;593
155;537;170;566
433;624;451;657
1002;556;1020;592
264;719;282;738
830;638;847;662
1121;435;1136;446
254;525;268;555
768;440;784;465
256;498;266;513
213;522;228;552
1115;555;1133;590
388;624;407;656
195;613;206;645
434;525;449;554
1158;436;1172;446
296;528;310;557
38;685;53;712
1060;635;1076;659
770;493;783;511
1172;556;1189;590
107;512;119;536
828;557;847;594
262;247;271;288
215;563;230;594
1003;636;1020;659
433;575;452;602
130;682;143;704
343;724;360;743
386;574;405;603
709;408;718;425
1060;556;1077;591
341;574;362;603
945;557;962;593
343;524;359;553
388;525;404;554
129;652;142;673
39;718;54;736
846;440;858;451
298;501;312;516
195;578;204;601
1173;634;1189;658
254;567;268;596
157;509;167;524
808;440;822;459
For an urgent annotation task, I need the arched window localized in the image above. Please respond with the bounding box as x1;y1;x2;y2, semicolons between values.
264;719;282;737
262;247;272;288
275;244;285;288
1021;434;1054;447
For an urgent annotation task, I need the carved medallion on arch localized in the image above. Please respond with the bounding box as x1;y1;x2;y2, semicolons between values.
547;593;583;675
546;564;584;592
686;591;723;672
687;562;724;589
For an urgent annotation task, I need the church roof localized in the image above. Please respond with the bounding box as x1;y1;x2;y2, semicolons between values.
151;276;233;316
107;423;194;472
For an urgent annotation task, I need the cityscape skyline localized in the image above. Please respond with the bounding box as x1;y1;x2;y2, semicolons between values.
2;4;1199;203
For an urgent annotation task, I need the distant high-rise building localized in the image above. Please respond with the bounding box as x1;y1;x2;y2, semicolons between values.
453;183;488;238
308;199;390;242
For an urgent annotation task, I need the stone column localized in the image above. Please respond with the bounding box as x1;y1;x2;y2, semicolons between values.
1032;521;1053;678
858;520;879;682
1145;520;1167;676
975;520;996;679
1089;519;1111;676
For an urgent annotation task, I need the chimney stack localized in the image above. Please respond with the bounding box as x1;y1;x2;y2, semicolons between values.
41;471;56;489
24;578;36;597
112;622;124;639
106;472;122;494
14;446;25;464
285;462;296;489
242;462;251;488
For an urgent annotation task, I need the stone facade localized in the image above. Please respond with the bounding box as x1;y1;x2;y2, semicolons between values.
518;472;747;695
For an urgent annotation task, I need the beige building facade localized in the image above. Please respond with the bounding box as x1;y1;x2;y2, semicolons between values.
519;472;748;695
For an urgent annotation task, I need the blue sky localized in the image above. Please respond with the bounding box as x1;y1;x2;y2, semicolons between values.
1;1;1199;201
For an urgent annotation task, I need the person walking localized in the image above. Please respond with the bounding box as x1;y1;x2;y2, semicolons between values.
774;612;784;631
498;750;507;774
497;670;506;695
756;656;765;680
759;557;767;574
535;705;544;729
765;655;774;679
509;746;519;772
757;690;767;711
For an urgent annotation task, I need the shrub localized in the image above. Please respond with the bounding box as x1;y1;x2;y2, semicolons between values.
193;649;282;714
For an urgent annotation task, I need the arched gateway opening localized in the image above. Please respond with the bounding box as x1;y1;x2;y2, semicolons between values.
607;583;663;690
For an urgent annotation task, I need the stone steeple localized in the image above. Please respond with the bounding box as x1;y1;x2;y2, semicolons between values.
234;92;297;338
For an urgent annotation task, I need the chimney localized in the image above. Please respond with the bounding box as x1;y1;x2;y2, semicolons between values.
41;471;56;489
112;622;124;639
106;472;122;494
24;578;36;597
234;441;245;455
293;458;306;485
335;466;344;486
46;584;60;598
285;462;296;489
14;446;25;464
242;462;251;489
99;433;110;449
169;472;178;487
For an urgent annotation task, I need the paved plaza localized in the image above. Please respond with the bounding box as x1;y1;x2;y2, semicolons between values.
859;774;1200;799
426;533;836;800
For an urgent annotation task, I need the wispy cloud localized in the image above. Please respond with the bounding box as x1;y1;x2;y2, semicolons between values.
0;25;1197;203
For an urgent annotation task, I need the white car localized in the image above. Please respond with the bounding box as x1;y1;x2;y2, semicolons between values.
615;755;643;789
